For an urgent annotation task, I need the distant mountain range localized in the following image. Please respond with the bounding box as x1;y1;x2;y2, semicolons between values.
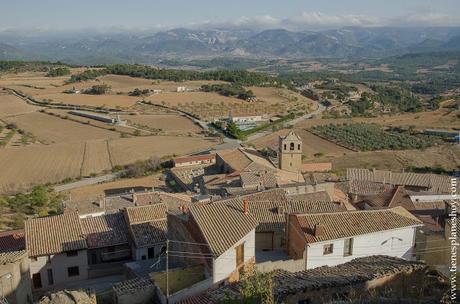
1;27;460;65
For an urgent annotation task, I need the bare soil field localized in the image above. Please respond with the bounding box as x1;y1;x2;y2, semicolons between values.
4;112;120;144
120;114;202;133
66;174;166;201
330;145;459;172
33;93;140;108
146;91;241;107
0;142;85;194
297;105;460;131
80;140;113;177
0;92;40;118
108;136;217;166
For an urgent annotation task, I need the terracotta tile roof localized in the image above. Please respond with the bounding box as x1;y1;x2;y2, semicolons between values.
130;220;167;248
294;207;423;243
81;213;130;248
178;255;426;304
0;230;26;264
239;188;287;202
216;149;252;172
25;212;87;257
286;191;331;202
240;170;277;189
213;190;342;233
0;229;25;252
113;277;154;295
125;204;167;224
347;168;451;193
189;200;258;256
347;180;395;195
240;200;343;232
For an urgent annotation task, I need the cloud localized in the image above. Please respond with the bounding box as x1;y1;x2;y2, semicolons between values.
282;12;383;29
191;11;459;31
390;13;460;27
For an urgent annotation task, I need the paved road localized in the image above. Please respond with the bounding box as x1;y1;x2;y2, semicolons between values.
54;172;123;192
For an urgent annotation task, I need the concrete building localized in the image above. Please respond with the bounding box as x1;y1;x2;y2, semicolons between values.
0;230;32;304
287;207;423;269
279;131;302;173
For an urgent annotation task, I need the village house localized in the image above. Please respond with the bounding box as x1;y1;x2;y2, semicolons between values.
80;213;132;272
173;154;216;168
124;204;167;261
25;212;89;291
287;207;423;269
0;230;32;304
167;200;258;284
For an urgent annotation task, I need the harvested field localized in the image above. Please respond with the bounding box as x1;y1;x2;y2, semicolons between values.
250;128;351;160
66;174;166;201
296;106;460;131
33;93;140;108
4;112;119;144
0;142;85;194
146;91;241;107
81;140;112;177
120;114;202;133
108;136;217;166
0;92;40;118
330;146;459;172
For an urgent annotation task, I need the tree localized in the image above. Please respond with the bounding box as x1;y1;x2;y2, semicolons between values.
223;270;274;304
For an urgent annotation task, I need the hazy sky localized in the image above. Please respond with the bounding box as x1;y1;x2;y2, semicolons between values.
1;0;459;31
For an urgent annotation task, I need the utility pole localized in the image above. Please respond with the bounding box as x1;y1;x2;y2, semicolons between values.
166;239;169;301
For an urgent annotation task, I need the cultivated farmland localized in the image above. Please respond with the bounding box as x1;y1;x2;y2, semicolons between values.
0;91;40;118
4;111;120;144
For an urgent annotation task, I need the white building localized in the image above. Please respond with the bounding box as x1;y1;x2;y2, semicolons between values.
168;199;257;283
287;207;423;269
229;115;264;123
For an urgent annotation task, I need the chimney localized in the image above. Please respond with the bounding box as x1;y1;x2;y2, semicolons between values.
243;200;249;215
314;223;323;237
180;205;188;214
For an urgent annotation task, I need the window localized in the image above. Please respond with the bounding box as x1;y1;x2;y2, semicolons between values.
107;246;115;253
148;247;154;259
31;257;38;262
298;144;301;150
47;269;54;285
236;243;244;267
290;142;295;150
323;244;333;255
67;266;80;277
66;250;78;257
344;238;353;257
32;273;42;289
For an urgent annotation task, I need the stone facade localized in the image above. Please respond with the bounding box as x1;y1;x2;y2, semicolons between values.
279;132;302;173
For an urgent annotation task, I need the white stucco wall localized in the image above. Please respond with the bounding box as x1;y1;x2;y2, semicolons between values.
212;229;255;283
30;250;88;289
305;227;418;270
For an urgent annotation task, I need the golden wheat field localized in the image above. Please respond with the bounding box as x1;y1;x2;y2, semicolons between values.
107;135;217;166
0;142;85;194
80;140;113;177
4;111;120;144
120;114;202;132
34;92;140;108
0;92;41;118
